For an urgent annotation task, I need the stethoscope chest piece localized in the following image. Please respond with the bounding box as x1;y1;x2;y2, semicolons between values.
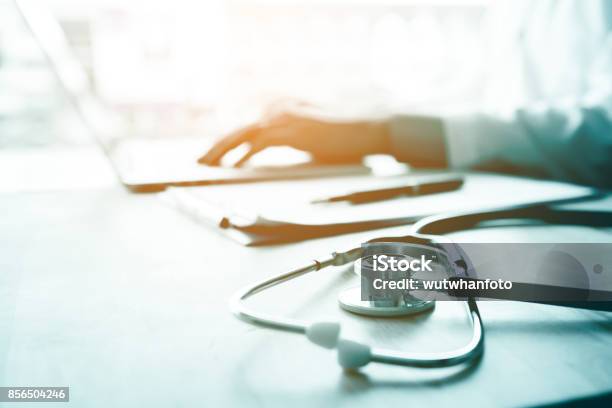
338;286;435;317
338;257;436;317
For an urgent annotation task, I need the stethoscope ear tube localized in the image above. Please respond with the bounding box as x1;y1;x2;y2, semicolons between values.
407;196;612;313
410;193;609;236
367;298;484;369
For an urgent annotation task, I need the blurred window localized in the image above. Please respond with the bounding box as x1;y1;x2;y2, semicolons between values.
45;0;491;135
0;0;90;149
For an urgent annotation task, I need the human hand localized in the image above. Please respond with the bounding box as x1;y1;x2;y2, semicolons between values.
198;111;390;167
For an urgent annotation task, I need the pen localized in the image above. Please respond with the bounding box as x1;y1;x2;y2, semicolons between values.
312;177;464;204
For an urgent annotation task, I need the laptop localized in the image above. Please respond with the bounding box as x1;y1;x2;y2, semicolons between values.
15;0;372;192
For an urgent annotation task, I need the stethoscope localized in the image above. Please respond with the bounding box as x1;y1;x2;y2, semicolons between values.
230;195;612;370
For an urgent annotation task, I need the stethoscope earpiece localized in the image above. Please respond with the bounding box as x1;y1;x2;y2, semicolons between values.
305;321;340;349
337;339;372;370
305;321;373;369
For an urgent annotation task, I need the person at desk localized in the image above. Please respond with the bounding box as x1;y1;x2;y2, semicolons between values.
199;0;612;189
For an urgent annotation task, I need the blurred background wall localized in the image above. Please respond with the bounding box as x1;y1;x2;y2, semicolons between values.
1;0;492;147
46;0;491;133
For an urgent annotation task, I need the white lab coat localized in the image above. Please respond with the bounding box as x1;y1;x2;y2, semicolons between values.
393;0;612;187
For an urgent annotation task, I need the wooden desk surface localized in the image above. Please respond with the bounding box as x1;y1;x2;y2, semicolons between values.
1;187;611;407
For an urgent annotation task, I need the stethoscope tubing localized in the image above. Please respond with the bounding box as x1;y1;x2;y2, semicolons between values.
230;248;485;368
230;192;609;369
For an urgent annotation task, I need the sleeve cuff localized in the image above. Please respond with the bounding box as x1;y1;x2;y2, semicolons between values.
388;115;447;168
